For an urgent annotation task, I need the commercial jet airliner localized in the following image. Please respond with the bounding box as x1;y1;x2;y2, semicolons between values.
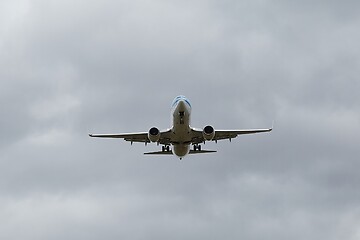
89;95;272;159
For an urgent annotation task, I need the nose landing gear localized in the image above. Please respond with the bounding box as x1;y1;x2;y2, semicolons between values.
179;111;185;124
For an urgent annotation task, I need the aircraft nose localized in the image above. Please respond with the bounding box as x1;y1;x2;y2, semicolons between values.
177;100;186;110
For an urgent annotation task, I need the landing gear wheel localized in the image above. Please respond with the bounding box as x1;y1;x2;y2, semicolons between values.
162;145;170;152
193;145;201;151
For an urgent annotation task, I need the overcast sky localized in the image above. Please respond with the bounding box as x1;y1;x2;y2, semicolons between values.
1;0;360;239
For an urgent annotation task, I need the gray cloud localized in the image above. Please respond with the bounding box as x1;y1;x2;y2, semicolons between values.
1;0;360;239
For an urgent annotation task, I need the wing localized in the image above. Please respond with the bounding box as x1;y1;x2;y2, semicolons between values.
89;129;172;145
213;128;272;141
190;127;272;144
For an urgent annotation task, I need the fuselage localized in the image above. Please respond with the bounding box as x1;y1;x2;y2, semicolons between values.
170;96;192;157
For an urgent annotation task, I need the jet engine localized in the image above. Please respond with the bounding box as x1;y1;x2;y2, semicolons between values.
148;127;160;142
203;125;215;141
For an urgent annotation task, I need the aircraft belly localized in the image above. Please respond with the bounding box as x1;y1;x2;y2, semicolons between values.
172;124;192;142
171;99;192;157
172;111;191;143
172;144;190;157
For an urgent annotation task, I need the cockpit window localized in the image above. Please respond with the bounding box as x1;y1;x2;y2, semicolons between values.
171;95;191;108
184;99;191;108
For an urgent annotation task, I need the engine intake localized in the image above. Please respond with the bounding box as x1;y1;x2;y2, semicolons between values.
203;125;215;141
148;127;160;142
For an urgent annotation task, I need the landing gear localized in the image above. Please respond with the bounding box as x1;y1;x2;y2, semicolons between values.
162;145;171;152
179;111;185;124
193;144;202;151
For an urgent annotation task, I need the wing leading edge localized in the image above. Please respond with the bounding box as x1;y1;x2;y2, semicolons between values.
89;129;172;145
214;128;272;140
190;126;272;144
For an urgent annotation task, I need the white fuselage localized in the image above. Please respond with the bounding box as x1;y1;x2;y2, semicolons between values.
170;96;192;157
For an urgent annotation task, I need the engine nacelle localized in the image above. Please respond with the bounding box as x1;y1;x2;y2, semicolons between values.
148;127;160;142
203;125;215;141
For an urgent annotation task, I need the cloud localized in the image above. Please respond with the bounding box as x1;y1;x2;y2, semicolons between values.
1;0;360;239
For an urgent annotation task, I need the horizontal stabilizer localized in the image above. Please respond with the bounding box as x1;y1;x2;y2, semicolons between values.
144;151;173;155
189;150;217;154
144;150;217;155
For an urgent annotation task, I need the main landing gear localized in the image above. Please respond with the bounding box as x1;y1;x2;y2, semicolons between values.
162;145;171;152
193;144;202;151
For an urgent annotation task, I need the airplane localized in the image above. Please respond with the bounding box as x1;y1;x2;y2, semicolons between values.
89;95;272;160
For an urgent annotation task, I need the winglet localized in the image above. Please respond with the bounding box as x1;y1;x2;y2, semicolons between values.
271;120;275;130
89;133;93;137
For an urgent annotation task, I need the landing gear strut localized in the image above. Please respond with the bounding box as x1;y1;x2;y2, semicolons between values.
162;145;171;152
193;144;201;151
